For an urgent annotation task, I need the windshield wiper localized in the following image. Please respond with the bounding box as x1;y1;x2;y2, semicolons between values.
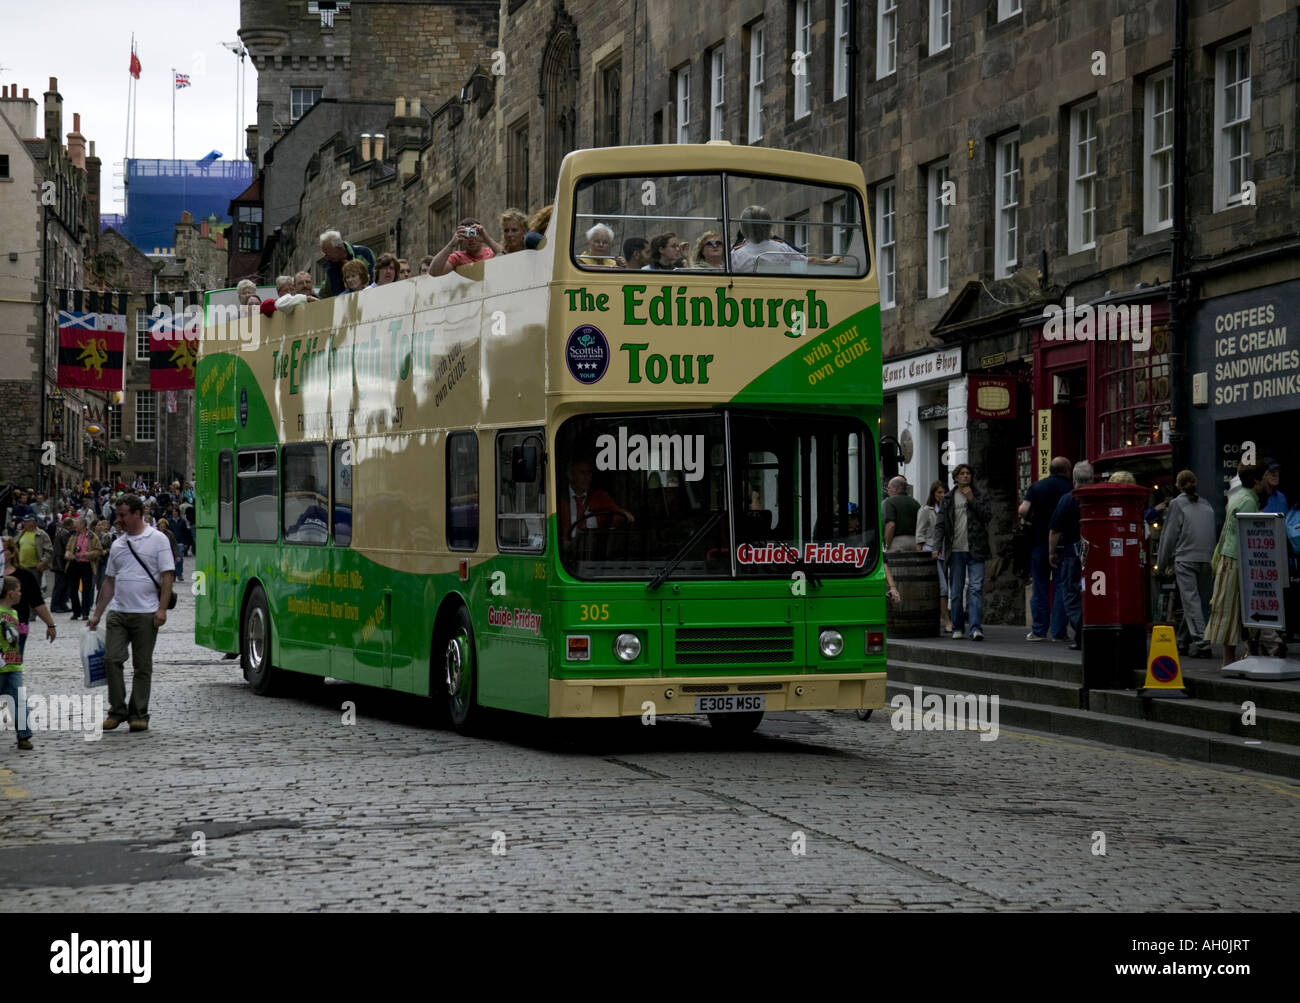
646;510;725;592
786;543;823;589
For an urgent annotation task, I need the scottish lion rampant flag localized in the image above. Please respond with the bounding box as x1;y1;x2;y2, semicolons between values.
149;311;199;390
57;310;125;391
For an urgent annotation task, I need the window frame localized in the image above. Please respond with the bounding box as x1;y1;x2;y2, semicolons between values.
874;180;897;309
1143;68;1174;233
446;430;480;552
496;428;547;554
674;64;691;144
134;389;156;442
1096;324;1172;457
929;0;951;55
1068;101;1098;253
508;118;530;209
1214;38;1251;212
793;0;812;120
136;308;152;362
289;86;323;123
833;0;850;100
235;446;279;544
927;162;951;298
998;0;1023;21
281;442;329;547
877;0;897;79
748;20;766;143
709;46;726;141
995;132;1020;279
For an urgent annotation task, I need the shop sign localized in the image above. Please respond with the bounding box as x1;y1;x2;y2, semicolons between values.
979;351;1007;368
1201;283;1300;419
969;376;1017;419
1236;513;1289;630
1036;409;1052;479
883;347;961;393
918;403;949;421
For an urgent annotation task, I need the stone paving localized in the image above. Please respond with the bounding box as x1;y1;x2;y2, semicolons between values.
1;599;1298;912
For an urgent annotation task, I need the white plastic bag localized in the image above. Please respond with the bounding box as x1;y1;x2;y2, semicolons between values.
82;628;107;688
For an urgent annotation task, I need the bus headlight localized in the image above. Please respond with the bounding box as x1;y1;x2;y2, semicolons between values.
614;632;642;662
819;629;844;658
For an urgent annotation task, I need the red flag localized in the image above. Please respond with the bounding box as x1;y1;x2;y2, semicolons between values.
129;47;141;79
149;312;198;390
58;311;125;391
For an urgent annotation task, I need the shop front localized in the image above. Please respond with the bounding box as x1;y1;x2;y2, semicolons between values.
881;346;964;497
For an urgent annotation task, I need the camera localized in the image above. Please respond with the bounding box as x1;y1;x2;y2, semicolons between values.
465;225;477;238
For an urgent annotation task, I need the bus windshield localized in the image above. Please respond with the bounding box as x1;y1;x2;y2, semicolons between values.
572;172;869;278
556;411;875;581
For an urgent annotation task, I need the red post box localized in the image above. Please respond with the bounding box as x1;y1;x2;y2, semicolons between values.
1073;483;1149;690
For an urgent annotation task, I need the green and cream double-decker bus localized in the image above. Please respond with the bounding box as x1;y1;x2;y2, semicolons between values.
195;143;885;734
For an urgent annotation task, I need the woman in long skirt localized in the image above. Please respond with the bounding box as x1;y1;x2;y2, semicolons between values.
1205;463;1266;669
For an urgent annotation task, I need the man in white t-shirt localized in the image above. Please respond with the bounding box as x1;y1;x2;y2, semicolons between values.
86;494;174;732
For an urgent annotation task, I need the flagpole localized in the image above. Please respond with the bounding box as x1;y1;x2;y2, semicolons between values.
124;36;133;187
172;68;176;161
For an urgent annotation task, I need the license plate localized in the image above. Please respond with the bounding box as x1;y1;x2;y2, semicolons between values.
695;694;765;713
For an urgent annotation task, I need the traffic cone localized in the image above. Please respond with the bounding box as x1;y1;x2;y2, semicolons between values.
1139;625;1188;699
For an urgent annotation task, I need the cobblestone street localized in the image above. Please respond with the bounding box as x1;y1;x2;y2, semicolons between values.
2;600;1298;912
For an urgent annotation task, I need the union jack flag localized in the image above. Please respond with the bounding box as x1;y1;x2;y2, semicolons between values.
174;73;191;89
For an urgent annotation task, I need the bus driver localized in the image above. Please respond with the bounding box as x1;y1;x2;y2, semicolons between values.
559;459;636;542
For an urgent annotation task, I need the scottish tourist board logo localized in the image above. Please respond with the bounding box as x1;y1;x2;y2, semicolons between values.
566;324;609;384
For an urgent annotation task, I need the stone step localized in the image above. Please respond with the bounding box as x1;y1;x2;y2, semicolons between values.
887;659;1083;709
889;638;1083;684
882;680;1300;783
1090;689;1300;747
1124;665;1300;715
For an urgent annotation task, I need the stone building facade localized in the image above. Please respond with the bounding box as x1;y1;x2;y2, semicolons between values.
237;0;1299;624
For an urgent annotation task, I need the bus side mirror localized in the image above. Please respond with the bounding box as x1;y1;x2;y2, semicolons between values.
512;444;538;483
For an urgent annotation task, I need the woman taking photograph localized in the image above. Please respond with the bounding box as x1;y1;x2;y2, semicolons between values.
915;479;953;633
936;464;992;641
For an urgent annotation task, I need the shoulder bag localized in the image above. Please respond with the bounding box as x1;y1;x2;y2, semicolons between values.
125;537;178;610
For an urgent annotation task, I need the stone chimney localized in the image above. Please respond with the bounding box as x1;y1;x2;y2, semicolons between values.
244;123;258;163
44;76;62;145
372;133;385;162
360;133;372;161
200;218;210;238
67;112;86;170
86;139;102;250
0;82;39;138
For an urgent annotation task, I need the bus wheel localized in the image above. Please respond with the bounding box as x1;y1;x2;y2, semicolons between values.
707;711;764;735
855;708;874;721
445;606;480;734
242;585;283;697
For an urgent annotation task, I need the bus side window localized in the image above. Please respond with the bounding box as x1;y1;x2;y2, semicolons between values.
237;447;278;542
283;443;329;545
446;431;478;551
218;451;233;542
332;440;352;548
496;429;545;553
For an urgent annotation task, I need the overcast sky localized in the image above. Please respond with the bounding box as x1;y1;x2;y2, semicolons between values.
2;0;256;213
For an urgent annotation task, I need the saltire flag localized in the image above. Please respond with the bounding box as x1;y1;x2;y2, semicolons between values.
129;46;141;79
149;311;198;390
58;311;125;391
174;72;191;89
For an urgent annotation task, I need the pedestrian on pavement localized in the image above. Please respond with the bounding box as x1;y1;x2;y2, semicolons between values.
1;538;57;658
94;519;113;590
915;480;953;632
1048;461;1093;649
936;463;992;641
1018;456;1073;641
49;517;75;614
882;476;921;553
16;512;53;598
64;516;102;621
86;495;175;733
1157;469;1217;658
1206;463;1268;669
1;575;36;750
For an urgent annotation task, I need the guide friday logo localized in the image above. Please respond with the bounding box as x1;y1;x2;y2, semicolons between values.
566;324;610;384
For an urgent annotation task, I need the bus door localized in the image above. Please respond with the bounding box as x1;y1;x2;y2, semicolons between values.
329;440;356;683
212;448;238;651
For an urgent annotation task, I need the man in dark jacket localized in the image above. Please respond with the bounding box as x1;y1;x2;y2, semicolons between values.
50;517;75;613
936;463;992;641
1018;456;1073;641
317;229;376;298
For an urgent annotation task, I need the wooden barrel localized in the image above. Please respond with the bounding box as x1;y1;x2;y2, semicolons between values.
886;551;941;638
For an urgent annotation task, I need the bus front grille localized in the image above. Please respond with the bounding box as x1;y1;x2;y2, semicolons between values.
675;627;795;665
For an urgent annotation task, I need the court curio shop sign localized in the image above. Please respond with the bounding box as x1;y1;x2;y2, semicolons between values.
882;347;962;392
